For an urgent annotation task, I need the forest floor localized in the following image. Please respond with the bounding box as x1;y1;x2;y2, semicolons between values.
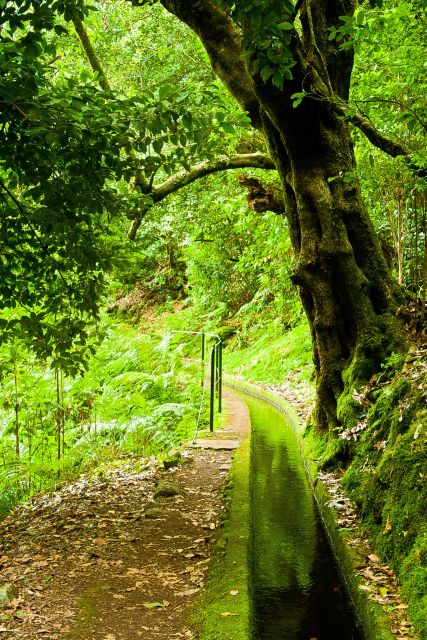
0;390;250;640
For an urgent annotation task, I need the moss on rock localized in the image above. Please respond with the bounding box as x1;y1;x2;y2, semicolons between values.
341;353;427;639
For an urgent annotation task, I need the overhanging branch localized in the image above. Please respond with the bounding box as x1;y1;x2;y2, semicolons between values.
154;152;275;200
333;98;426;174
72;16;111;92
127;152;276;239
158;0;262;129
342;107;411;159
310;86;419;163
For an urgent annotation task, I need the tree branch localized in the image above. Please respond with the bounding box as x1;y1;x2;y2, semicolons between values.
159;0;262;128
127;152;275;239
153;152;275;200
331;97;412;158
72;16;111;92
72;16;152;194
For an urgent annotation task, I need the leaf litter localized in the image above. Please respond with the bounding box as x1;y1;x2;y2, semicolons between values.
0;440;239;639
318;470;418;639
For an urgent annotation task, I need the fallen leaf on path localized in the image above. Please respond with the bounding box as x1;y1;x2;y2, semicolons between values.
143;602;165;608
177;588;199;596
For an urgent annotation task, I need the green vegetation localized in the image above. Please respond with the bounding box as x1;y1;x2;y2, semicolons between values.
1;0;425;424
0;0;426;637
225;319;313;386
0;319;213;516
340;354;427;637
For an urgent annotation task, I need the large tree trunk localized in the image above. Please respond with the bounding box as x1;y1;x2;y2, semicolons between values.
260;101;401;428
157;0;404;431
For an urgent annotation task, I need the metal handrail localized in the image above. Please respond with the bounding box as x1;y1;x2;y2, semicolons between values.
192;349;213;443
165;330;223;438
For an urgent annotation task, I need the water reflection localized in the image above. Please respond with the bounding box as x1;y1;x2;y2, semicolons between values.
246;397;363;640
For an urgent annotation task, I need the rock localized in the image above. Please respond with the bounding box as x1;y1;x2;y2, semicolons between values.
163;453;181;470
0;583;17;607
180;452;193;465
145;507;166;519
154;479;182;498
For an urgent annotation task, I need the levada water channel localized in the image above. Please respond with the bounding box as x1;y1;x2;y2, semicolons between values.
241;393;364;640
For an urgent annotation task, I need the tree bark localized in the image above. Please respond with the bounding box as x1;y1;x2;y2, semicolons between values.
154;0;405;430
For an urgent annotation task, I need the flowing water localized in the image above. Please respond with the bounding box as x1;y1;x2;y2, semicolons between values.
244;394;364;640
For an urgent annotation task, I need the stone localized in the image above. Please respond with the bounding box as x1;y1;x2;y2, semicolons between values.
0;583;17;607
154;479;182;498
145;507;166;519
163;453;181;470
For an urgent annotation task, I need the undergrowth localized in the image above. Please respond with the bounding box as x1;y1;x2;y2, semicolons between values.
0;318;214;517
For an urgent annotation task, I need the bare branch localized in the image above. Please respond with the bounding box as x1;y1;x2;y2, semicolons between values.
72;16;111;92
127;152;275;239
153;153;275;200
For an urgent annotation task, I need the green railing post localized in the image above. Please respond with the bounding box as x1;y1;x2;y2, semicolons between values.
218;340;222;414
215;342;220;393
209;345;215;432
201;332;205;387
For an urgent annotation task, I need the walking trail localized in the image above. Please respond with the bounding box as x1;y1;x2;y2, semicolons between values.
0;390;250;640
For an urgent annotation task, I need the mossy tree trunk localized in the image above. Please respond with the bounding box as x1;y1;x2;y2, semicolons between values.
156;0;405;430
261;101;401;428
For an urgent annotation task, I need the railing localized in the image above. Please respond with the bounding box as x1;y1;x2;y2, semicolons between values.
168;331;222;442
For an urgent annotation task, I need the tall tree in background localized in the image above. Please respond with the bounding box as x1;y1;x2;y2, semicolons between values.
148;0;424;429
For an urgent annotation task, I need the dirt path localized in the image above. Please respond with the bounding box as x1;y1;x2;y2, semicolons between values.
0;390;250;640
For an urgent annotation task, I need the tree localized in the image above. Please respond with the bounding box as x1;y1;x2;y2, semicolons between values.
134;0;424;429
1;0;424;427
0;0;273;372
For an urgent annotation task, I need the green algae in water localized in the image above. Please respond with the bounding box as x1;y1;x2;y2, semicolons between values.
246;396;363;640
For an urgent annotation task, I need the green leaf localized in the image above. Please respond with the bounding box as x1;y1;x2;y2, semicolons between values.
277;21;293;30
143;602;165;608
291;92;305;108
158;84;175;101
152;139;163;154
221;122;235;135
53;24;68;36
260;65;273;82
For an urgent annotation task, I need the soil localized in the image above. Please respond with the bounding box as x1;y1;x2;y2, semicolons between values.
0;390;250;640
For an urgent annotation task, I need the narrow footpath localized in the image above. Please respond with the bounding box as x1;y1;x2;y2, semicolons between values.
0;391;250;640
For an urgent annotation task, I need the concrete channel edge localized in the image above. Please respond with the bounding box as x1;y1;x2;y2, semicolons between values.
224;375;395;640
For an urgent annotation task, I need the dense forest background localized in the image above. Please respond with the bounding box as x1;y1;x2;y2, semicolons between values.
0;0;426;635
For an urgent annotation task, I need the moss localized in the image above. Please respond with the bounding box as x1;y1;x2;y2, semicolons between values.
339;320;407;429
337;392;366;428
190;434;251;639
341;368;427;639
400;530;427;636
